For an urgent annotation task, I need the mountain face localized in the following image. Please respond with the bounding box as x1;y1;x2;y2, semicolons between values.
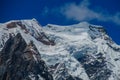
0;19;120;80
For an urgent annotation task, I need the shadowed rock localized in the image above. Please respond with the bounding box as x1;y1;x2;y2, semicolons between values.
0;33;53;80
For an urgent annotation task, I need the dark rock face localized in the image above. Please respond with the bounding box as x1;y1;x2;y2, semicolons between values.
35;32;55;46
0;33;53;80
78;53;112;80
6;22;17;28
6;21;55;46
0;33;82;80
49;63;82;80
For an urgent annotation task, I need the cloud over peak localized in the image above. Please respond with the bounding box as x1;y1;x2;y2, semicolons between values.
60;0;120;25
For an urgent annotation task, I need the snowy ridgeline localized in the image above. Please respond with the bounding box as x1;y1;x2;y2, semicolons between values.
0;19;120;80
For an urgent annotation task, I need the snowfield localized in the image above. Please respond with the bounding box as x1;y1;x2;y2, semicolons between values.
0;19;120;80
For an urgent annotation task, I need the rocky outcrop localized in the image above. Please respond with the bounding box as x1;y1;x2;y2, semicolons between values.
0;33;81;80
0;33;53;80
78;53;112;80
49;63;82;80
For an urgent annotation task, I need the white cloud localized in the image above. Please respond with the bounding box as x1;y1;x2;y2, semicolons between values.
61;0;120;25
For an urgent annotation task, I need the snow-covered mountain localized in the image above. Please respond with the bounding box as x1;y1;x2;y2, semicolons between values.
0;19;120;80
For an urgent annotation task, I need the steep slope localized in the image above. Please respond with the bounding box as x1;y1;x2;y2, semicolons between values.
43;22;120;80
0;19;120;80
0;33;53;80
0;19;88;80
0;29;84;80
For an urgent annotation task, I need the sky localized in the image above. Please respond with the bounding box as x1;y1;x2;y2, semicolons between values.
0;0;120;45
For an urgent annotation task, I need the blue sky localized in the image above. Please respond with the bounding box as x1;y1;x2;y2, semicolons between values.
0;0;120;45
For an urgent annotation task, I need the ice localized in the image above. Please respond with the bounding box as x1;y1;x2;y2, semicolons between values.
1;19;120;80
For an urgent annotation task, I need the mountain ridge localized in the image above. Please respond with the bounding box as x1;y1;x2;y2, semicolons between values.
0;19;120;80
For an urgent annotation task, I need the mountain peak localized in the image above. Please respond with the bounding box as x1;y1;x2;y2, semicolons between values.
0;19;120;80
